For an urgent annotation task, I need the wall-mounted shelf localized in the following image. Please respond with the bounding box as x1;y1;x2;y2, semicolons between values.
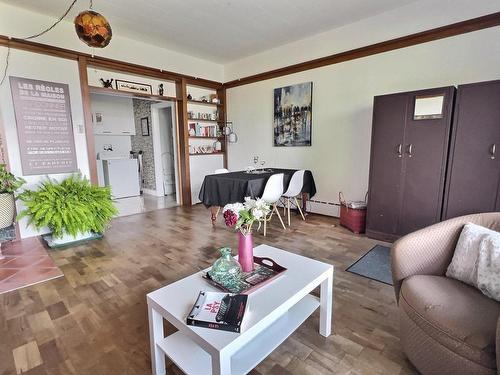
187;99;222;107
189;151;224;156
187;118;223;123
189;136;224;139
89;85;179;102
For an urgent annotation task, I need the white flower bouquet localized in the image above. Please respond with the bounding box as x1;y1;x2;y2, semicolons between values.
223;197;271;236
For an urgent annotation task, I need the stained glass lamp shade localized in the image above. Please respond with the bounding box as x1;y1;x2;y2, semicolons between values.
74;10;112;48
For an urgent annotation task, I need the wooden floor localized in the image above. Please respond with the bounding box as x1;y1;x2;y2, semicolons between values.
0;205;418;375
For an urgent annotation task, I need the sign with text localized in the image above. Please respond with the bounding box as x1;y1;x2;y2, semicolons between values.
10;77;77;175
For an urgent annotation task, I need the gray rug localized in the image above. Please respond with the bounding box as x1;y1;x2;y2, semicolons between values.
346;245;393;285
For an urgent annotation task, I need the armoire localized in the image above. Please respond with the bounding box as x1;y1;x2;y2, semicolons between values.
366;79;500;242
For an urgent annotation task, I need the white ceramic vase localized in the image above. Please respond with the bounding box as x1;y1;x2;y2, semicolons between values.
0;193;15;229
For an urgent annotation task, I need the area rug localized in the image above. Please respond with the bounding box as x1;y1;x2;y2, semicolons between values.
0;237;63;295
345;245;393;285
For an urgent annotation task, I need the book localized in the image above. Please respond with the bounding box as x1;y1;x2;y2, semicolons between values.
186;291;248;333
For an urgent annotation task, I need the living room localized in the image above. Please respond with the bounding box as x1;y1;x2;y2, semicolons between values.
0;1;499;374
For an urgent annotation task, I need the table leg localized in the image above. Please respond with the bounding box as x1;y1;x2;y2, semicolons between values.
210;206;220;226
148;305;166;375
211;352;231;375
319;270;333;337
301;193;309;216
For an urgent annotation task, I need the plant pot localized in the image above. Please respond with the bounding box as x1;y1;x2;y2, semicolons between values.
0;193;15;229
49;231;95;246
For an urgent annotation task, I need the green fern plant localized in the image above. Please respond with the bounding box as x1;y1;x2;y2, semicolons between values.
18;174;118;238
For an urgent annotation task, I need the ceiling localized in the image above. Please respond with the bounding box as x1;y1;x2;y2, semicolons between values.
4;0;421;63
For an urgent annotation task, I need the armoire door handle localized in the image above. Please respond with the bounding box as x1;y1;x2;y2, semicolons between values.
407;144;413;158
397;144;402;158
491;144;496;160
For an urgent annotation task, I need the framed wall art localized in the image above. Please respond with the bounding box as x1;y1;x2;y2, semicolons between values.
273;82;313;146
141;117;150;136
115;79;153;95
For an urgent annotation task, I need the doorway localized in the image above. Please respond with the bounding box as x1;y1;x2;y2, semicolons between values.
151;102;180;205
89;91;180;217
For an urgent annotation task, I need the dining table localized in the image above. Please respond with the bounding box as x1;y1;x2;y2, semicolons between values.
198;168;316;225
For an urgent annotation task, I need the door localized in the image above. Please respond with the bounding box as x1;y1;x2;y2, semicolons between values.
443;80;500;219
398;87;455;234
366;94;407;241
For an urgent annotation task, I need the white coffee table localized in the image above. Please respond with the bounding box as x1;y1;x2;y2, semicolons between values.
147;244;334;375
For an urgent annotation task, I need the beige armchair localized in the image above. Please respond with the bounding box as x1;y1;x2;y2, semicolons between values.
391;213;500;375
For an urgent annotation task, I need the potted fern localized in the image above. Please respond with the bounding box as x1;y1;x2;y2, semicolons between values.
0;164;25;230
18;174;118;247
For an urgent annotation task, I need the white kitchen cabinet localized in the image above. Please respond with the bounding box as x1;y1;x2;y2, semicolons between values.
91;94;136;135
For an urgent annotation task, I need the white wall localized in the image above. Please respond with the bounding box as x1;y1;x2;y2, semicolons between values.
226;27;500;216
0;48;89;237
224;0;500;81
0;2;224;82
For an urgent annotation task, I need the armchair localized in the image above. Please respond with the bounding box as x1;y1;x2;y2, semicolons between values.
391;213;500;375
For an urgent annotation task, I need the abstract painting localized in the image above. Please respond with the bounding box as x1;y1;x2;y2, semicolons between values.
273;82;312;146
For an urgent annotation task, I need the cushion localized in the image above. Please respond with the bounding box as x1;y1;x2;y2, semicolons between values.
446;223;500;301
400;275;500;369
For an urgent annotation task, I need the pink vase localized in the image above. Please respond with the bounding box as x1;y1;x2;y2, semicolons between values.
238;232;254;272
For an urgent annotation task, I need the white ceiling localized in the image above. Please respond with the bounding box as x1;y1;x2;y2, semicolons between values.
4;0;422;63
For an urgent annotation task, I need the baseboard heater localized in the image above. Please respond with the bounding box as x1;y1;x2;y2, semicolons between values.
278;199;341;218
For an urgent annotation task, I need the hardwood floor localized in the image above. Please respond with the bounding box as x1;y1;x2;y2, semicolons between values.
0;205;418;375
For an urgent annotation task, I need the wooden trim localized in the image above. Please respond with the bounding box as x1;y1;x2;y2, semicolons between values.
77;56;98;185
216;87;228;168
0;35;223;89
89;85;179;102
176;79;192;206
224;11;500;88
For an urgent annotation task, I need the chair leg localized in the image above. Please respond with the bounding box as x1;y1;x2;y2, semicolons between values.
287;198;291;226
273;204;286;230
263;216;267;237
294;197;306;221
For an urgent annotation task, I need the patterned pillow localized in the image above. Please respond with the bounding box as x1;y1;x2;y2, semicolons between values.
446;222;500;302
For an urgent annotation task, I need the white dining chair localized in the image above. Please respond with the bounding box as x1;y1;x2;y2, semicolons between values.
261;173;286;236
282;170;306;226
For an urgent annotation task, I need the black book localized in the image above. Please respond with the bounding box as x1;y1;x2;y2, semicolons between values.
186;291;248;333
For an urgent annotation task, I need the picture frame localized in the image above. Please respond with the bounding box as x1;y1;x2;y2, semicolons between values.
273;82;313;146
141;117;150;136
115;79;153;95
413;94;445;120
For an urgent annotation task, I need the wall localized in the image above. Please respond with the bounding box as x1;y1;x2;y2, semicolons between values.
0;49;89;238
131;99;156;191
226;27;500;216
0;3;224;82
224;0;500;81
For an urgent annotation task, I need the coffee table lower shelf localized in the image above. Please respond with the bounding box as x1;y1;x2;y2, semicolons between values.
156;294;320;375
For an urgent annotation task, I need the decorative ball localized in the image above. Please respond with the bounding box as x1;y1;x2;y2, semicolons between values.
74;10;112;48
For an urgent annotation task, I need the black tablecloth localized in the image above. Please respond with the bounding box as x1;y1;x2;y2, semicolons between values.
198;168;316;207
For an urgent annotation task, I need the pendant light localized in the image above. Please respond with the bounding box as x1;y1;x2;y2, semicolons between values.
74;0;112;48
